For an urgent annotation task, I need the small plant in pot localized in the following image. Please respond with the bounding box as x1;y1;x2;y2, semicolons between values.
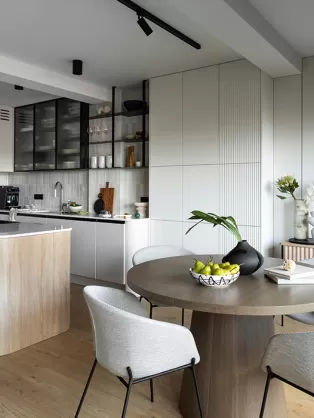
186;211;264;275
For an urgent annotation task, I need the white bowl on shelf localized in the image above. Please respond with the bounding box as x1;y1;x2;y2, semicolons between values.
69;205;83;213
189;269;240;288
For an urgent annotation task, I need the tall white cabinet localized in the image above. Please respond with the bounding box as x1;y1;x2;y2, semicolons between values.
150;60;274;256
0;106;14;172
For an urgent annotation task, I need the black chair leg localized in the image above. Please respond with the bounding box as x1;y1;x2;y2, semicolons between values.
121;367;134;418
281;315;284;327
259;367;273;418
190;358;203;418
149;303;153;319
181;309;185;326
150;379;154;403
74;359;97;418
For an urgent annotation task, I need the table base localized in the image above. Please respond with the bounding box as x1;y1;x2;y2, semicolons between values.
180;312;287;418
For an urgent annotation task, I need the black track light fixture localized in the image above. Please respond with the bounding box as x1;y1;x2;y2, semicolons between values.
14;85;24;91
137;12;153;36
116;0;201;50
73;59;83;76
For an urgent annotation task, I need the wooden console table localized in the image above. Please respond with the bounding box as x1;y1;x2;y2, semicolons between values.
282;241;314;261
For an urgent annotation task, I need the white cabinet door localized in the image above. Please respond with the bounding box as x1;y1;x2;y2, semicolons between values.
183;66;219;165
150;73;182;166
150;166;182;221
0;213;8;221
96;223;125;284
0;107;14;172
46;217;96;279
17;215;47;224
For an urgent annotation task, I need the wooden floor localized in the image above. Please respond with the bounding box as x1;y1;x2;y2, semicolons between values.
0;284;313;417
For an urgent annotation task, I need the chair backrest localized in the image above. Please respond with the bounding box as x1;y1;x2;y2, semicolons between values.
132;245;194;266
84;286;199;379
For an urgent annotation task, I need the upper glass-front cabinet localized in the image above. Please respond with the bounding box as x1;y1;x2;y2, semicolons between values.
14;99;89;172
34;100;56;170
14;105;34;171
57;99;88;170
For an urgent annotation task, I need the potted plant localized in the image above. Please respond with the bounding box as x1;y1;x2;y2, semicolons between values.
274;175;314;240
186;211;264;275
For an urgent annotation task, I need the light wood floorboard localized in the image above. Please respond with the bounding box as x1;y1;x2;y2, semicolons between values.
0;284;312;417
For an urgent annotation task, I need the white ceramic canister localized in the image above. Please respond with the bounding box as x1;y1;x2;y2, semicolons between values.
106;155;113;169
90;156;98;169
98;155;105;168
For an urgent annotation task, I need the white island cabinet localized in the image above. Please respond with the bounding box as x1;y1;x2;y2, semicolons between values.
1;212;149;286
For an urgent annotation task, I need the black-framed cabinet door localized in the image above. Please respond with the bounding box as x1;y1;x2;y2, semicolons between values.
14;105;34;172
57;99;82;170
34;100;56;170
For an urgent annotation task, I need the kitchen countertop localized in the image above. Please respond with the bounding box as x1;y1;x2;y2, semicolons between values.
0;222;71;238
0;210;149;224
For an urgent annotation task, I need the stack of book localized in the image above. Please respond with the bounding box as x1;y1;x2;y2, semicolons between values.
264;264;314;285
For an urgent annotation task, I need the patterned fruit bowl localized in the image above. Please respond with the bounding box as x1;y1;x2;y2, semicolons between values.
189;269;240;288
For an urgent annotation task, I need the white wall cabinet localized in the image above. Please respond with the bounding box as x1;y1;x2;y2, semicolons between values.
183;67;219;165
150;73;182;166
0;107;14;172
149;60;274;255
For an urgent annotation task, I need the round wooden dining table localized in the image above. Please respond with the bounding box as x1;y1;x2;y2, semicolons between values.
127;255;314;418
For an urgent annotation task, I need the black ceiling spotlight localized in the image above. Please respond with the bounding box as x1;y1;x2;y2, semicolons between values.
137;12;153;36
116;0;201;50
14;85;24;91
73;59;83;76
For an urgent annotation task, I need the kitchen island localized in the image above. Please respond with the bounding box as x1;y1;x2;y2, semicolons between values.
0;222;71;355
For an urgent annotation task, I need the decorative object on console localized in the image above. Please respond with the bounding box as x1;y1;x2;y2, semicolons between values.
186;211;264;275
274;176;314;240
127;146;135;168
98;156;105;169
100;182;115;214
94;193;104;214
134;202;148;218
309;211;314;238
90;156;97;169
123;100;147;112
105;155;112;169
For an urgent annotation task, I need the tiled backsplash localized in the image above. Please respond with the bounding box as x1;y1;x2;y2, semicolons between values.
89;168;148;214
8;171;88;210
5;168;148;215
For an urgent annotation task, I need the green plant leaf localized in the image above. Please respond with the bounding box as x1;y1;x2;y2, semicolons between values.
276;195;286;200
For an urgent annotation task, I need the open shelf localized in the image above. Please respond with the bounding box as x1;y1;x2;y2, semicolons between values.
89;138;149;145
89;108;148;120
89;166;148;170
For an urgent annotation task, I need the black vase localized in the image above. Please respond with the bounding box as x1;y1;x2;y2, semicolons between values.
222;240;264;276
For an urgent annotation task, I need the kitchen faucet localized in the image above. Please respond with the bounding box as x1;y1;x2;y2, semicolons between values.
54;181;64;212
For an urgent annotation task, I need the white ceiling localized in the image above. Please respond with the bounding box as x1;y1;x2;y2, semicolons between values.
0;81;57;107
249;0;314;57
0;0;240;88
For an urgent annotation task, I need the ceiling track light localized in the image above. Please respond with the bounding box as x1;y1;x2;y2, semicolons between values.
116;0;201;50
137;12;153;36
73;59;83;76
14;85;24;91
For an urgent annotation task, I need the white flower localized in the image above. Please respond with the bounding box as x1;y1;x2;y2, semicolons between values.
304;184;314;205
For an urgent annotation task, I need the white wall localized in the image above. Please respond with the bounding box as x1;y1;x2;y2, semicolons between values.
273;75;302;257
149;60;274;255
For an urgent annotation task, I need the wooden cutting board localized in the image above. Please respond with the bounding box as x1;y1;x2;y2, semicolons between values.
100;182;115;214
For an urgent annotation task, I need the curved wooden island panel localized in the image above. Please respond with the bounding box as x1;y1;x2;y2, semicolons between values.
0;225;71;355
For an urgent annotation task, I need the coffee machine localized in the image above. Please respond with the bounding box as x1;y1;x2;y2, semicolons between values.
0;186;20;209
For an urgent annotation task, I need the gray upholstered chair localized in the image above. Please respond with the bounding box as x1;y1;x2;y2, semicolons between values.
74;286;203;418
132;245;194;326
260;332;314;417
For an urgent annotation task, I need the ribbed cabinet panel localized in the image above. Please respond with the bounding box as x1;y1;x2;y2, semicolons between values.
220;163;261;227
220;226;261;253
219;60;261;164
